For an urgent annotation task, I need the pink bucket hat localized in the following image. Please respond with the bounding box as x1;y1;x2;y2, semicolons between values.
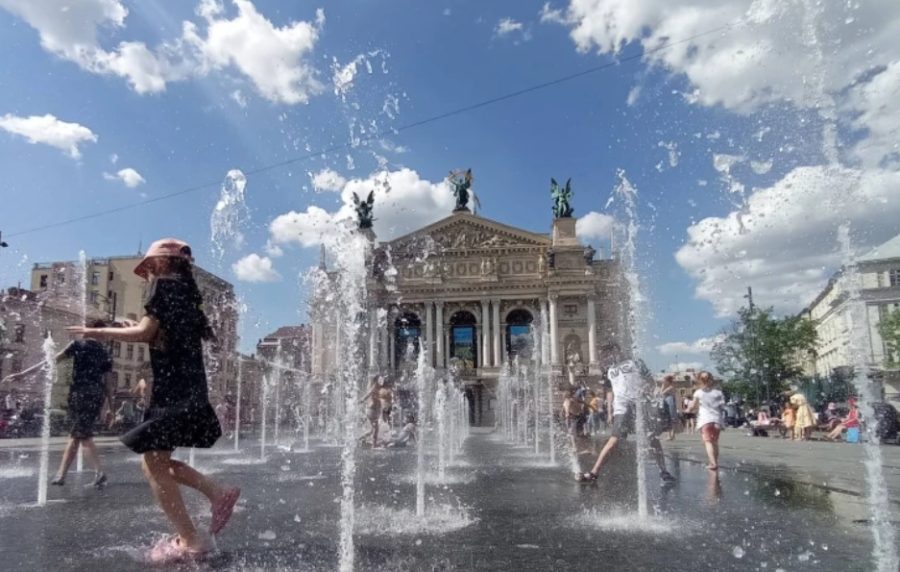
134;238;193;279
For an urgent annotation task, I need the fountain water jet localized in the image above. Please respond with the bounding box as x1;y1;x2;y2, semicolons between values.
837;225;899;572
36;335;57;506
75;250;88;474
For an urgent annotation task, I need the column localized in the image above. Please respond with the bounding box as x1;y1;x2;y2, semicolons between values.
481;299;491;368
435;301;444;368
379;311;389;369
587;296;598;365
389;310;396;370
540;299;550;365
425;302;434;366
368;307;378;369
549;294;559;365
492;299;501;367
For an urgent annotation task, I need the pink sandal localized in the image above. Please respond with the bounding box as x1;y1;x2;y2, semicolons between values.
210;487;241;535
147;534;214;564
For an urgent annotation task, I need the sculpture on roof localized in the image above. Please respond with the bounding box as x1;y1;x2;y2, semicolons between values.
448;169;473;212
550;178;574;218
352;191;375;229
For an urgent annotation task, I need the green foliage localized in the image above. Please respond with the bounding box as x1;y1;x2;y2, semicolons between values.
711;306;818;405
877;307;900;366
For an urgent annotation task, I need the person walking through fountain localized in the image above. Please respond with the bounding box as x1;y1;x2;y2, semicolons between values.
2;319;113;488
576;344;676;483
687;371;725;471
67;238;240;564
360;375;391;447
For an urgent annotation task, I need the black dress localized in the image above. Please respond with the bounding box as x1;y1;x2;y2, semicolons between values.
65;340;112;439
121;278;222;454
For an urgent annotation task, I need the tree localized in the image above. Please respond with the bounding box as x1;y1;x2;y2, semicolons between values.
877;307;900;366
711;307;818;405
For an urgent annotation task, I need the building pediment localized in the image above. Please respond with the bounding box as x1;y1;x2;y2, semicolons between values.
385;211;550;256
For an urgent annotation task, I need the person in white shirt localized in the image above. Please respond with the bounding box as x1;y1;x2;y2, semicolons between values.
577;344;676;483
688;371;725;471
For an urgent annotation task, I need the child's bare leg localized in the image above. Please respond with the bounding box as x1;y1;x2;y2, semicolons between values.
588;436;619;475
81;439;104;474
169;459;227;503
142;451;202;547
55;438;79;479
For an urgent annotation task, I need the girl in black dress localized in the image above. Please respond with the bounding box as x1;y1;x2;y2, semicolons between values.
68;238;240;564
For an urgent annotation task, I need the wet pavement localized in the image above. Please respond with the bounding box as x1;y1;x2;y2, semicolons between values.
0;428;893;571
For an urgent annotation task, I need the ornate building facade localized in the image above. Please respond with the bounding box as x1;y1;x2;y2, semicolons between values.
311;205;629;426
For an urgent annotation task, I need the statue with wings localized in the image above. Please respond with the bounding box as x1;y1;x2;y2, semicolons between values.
352;190;375;229
448;168;473;212
550;178;574;218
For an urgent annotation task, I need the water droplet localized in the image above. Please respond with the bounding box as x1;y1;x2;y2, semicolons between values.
258;530;276;540
798;551;811;562
733;546;745;559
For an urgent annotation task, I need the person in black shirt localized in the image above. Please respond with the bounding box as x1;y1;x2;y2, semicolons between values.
2;319;113;487
68;238;240;564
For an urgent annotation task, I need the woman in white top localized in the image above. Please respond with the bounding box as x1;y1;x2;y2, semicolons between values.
688;371;725;471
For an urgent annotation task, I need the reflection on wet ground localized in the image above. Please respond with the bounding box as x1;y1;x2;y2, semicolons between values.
0;430;888;571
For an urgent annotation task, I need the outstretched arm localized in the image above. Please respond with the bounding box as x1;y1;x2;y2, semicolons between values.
67;316;159;344
1;342;73;384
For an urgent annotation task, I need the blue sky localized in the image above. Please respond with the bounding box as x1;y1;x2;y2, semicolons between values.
1;1;898;373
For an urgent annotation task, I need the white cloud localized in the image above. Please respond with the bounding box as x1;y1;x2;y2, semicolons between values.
310;168;347;193
0;0;326;103
232;253;281;282
230;89;247;108
494;17;532;41
0;0;180;93
186;1;325;104
263;240;283;258
0;113;97;158
675;165;900;316
103;167;145;188
270;168;454;248
538;3;567;25
657;335;724;356
576;211;617;241
109;153;119;164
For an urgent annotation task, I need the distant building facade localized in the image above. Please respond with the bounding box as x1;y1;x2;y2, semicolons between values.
311;209;628;426
28;255;239;405
803;233;900;406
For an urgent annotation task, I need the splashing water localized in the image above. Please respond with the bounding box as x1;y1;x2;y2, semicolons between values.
611;170;649;519
37;335;57;506
415;349;434;517
76;250;88;473
837;225;899;572
210;170;249;260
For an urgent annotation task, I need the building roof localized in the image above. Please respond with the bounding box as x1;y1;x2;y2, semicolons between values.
264;325;309;339
859;232;900;263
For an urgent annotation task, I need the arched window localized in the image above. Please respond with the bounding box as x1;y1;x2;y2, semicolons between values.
563;333;583;365
505;309;534;361
395;312;421;364
449;311;478;369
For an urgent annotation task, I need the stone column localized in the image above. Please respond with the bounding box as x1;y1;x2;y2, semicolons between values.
492;299;501;367
549;294;559;366
587;296;598;365
379;311;389;369
389;312;396;370
540;299;550;365
368;307;378;369
481;299;491;368
435;301;444;368
425;302;434;366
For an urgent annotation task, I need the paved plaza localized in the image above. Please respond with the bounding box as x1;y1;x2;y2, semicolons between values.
0;429;897;571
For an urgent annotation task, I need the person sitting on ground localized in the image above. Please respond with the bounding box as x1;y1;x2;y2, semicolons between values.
3;319;114;488
688;371;725;471
826;398;860;441
820;402;841;432
387;414;417;448
577;344;676;483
